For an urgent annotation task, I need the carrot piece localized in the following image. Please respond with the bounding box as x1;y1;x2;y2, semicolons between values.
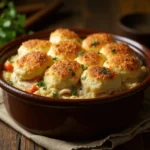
3;60;13;72
25;84;39;94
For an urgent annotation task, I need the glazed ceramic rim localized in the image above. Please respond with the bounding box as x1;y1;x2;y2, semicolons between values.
0;29;150;105
118;13;150;35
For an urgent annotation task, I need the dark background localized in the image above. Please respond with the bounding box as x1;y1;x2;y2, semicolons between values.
12;0;150;34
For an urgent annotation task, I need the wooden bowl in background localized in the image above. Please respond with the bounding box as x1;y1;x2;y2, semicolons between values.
118;13;150;48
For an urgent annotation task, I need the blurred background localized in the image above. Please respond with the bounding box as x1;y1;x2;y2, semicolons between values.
0;0;150;46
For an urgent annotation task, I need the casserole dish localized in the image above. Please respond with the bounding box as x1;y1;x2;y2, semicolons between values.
0;29;150;140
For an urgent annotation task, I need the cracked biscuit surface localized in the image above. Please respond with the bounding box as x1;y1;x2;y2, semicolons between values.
81;66;121;96
18;39;51;57
75;51;105;67
82;33;114;52
49;28;80;44
103;55;146;82
101;42;136;59
14;51;52;80
48;41;82;61
44;60;82;89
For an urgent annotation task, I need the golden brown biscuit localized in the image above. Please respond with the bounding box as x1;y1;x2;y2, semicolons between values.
18;39;51;57
14;51;52;80
103;55;146;82
44;60;82;89
100;42;136;59
75;51;106;68
49;28;81;44
81;66;121;95
82;33;114;52
48;41;82;61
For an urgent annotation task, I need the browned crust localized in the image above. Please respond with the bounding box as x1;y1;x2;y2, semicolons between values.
88;66;115;80
51;28;79;39
22;39;50;49
46;60;81;79
78;52;102;65
102;42;136;56
106;55;140;71
83;33;114;48
17;52;51;71
52;41;81;58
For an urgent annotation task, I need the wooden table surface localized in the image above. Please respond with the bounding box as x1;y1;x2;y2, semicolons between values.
0;120;150;150
1;0;150;149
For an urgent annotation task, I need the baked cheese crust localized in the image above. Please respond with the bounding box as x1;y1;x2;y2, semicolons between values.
3;29;147;99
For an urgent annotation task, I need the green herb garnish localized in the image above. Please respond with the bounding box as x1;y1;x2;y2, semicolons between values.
81;64;88;71
78;51;85;56
0;2;26;46
7;57;11;61
77;39;82;43
43;87;47;90
53;93;57;98
52;57;57;61
81;76;86;80
72;88;77;96
7;57;13;63
37;80;46;87
111;49;116;54
91;41;99;46
68;66;72;71
97;52;100;54
28;30;34;34
72;72;75;76
9;80;13;85
101;68;109;74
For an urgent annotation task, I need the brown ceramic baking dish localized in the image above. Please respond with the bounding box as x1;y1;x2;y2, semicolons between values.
0;29;150;140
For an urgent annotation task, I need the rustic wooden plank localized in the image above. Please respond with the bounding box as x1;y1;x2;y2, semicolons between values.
20;136;34;150
0;119;149;150
135;0;150;13
16;134;22;150
117;0;150;16
16;3;46;14
0;120;20;150
117;0;136;15
34;145;46;150
20;136;45;150
80;0;118;32
0;120;45;150
25;0;63;29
